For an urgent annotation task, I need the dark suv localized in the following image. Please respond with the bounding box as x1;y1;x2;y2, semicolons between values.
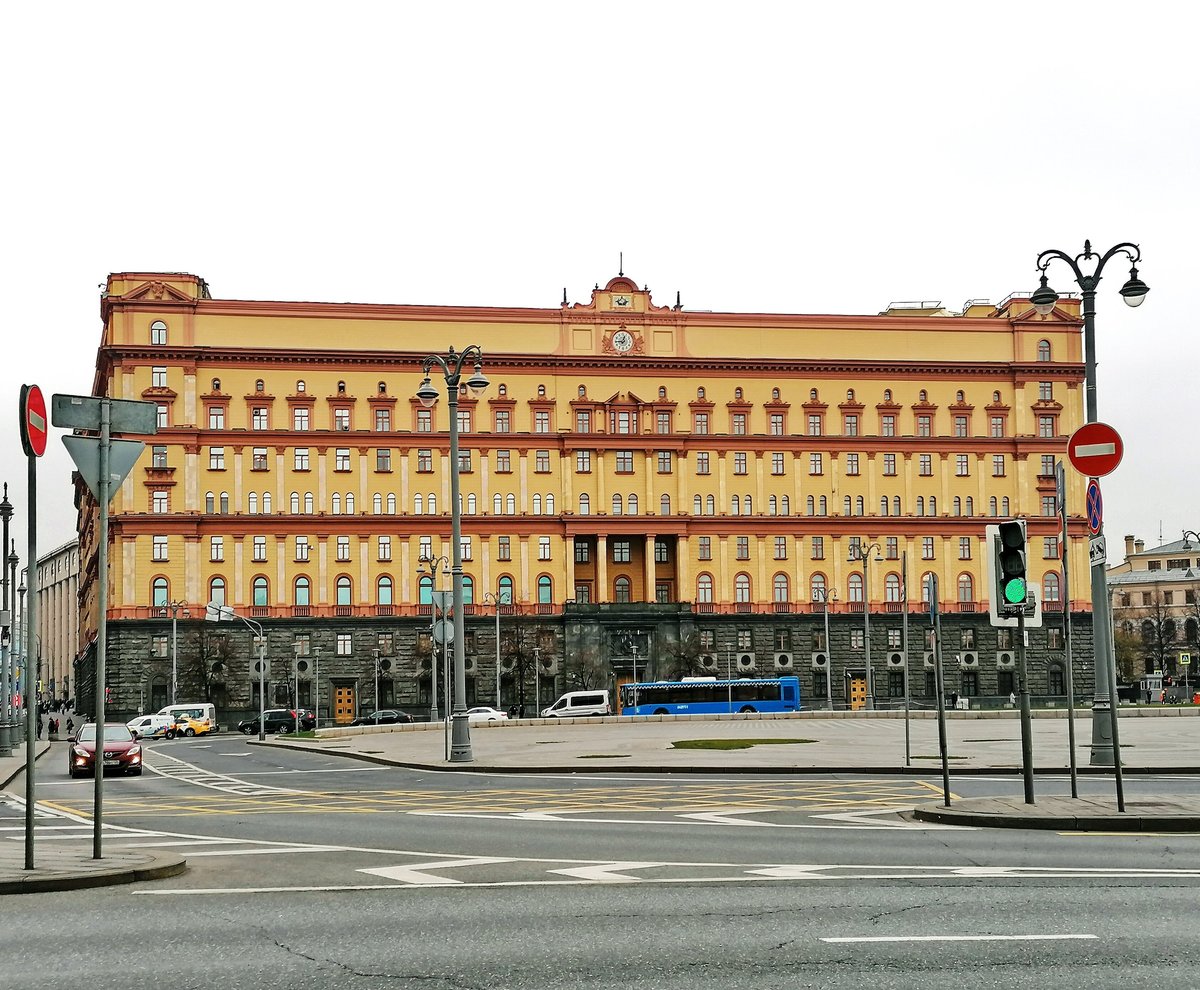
237;708;315;734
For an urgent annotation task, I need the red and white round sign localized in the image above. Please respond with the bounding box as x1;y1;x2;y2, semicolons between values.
1067;422;1123;478
19;384;48;457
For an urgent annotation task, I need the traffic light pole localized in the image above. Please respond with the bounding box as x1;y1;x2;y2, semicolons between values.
1017;609;1034;805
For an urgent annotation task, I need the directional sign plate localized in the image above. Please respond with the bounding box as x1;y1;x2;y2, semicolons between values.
62;436;145;501
51;393;159;435
1089;536;1107;567
1086;478;1103;535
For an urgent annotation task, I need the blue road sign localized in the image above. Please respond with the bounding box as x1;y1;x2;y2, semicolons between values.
1086;478;1103;535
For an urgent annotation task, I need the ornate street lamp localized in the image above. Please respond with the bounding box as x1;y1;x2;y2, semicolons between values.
847;541;885;710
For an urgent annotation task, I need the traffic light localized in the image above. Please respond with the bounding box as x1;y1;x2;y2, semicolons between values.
994;519;1028;608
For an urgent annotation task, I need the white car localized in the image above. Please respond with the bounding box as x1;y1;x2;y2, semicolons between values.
465;706;509;723
126;713;176;739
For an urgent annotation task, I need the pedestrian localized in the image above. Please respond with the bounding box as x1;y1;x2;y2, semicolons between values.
36;713;44;739
66;717;74;735
1009;691;1016;707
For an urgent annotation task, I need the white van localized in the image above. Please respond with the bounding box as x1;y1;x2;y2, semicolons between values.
158;702;219;731
540;690;611;718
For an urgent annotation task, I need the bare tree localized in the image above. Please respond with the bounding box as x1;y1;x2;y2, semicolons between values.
186;627;230;702
565;644;608;691
1112;627;1142;682
500;621;542;716
662;632;706;681
1134;591;1178;675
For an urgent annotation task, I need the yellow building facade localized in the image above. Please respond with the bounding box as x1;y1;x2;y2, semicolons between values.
74;271;1095;721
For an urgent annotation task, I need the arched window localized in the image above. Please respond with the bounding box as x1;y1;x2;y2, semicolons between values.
810;388;819;400
579;493;590;515
386;493;395;514
332;493;342;515
537;575;553;604
295;576;311;606
697;574;714;603
659;386;667;398
295;380;306;393
498;575;514;604
428;494;437;514
847;388;855;401
773;573;789;602
893;496;901;515
810;573;827;600
953;497;961;516
660;494;671;515
883;388;892;401
770;495;778;516
493;494;503;515
848;573;864;603
209;576;226;606
743;496;752;516
880;496;889;516
843;495;852;516
377;576;393;605
993;390;1001;402
346;493;355;514
958;573;974;603
989;496;998;516
505;493;516;514
922;572;936;603
693;495;702;515
461;576;474;604
781;495;790;515
614;576;632;603
543;494;552;515
150;320;168;344
855;496;863;516
885;573;902;602
373;493;383;514
248;492;258;515
806;495;815;516
919;389;928;401
697;386;706;399
819;496;827;515
532;494;542;515
212;378;222;392
916;496;924;516
252;576;269;607
290;492;300;514
223;492;232;513
336;576;352;606
1038;339;1052;361
152;577;168;608
955;390;965;403
733;495;741;515
735;386;744;399
706;495;715;515
415;494;424;515
772;387;781;400
965;497;974;516
628;493;638;515
205;492;215;513
734;573;751;603
418;575;433;605
928;496;936;516
1043;572;1061;603
255;379;265;392
612;494;623;515
263;492;272;514
1001;497;1010;515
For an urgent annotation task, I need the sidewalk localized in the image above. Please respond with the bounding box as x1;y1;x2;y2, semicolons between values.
0;738;187;895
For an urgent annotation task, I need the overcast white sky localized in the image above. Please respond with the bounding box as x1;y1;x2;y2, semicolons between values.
2;1;1195;566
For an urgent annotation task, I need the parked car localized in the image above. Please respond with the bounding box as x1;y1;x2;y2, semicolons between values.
127;713;176;739
68;723;143;777
350;709;416;727
237;708;315;734
465;706;509;723
173;714;215;737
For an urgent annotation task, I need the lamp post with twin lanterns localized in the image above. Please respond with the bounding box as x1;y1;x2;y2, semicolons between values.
160;600;189;706
813;586;836;711
416;346;489;762
1030;241;1147;774
482;589;510;709
418;553;451;722
205;603;266;740
847;541;884;711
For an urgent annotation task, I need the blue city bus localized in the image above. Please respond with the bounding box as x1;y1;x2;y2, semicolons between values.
619;676;802;716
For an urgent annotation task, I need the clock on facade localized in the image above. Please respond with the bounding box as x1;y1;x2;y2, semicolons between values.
611;330;635;353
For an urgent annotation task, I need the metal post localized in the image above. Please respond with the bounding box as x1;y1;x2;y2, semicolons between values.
632;645;638;712
0;485;11;758
373;649;380;717
902;551;911;767
313;647;321;730
863;553;873;710
257;633;266;741
931;575;950;807
1058;461;1079;798
822;591;833;712
90;397;110;861
534;643;541;718
1017;609;1034;805
445;375;471;762
424;557;440;723
495;595;502;708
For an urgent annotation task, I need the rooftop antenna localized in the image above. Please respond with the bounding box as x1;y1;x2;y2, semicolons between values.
619;252;624;277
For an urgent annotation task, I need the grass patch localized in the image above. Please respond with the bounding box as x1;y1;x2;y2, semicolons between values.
672;737;816;751
578;754;630;759
280;730;317;739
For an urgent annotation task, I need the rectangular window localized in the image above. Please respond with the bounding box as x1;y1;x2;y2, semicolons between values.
251;447;268;471
1038;381;1053;401
953;415;968;438
574;450;591;473
807;414;822;436
377;632;393;656
1047;628;1064;650
731;413;747;435
888;628;902;649
1040;537;1057;560
336;536;350;561
922;537;935;559
574;409;590;434
458;449;472;472
993;455;1006;477
809;453;823;475
919;454;932;476
150;634;169;658
610;410;635;434
296;536;310;561
494;449;511;472
460;536;472;561
494;409;510;433
151;366;168;388
335;448;351;471
1041;454;1056;477
771;452;785;475
990;416;1005;438
574;542;591;563
413;408;431;433
774;536;787;560
419;536;432;559
656;411;672;434
736;537;749;560
498;536;511;561
886;536;899;559
378;536;391;561
337;633;352;656
376;448;392;471
152;491;169;513
252;536;267;561
156;404;169;428
417;449;433;472
1038;415;1056;438
883;453;896;476
294;448;310;471
152;535;168;561
997;628;1013;649
208;406;225;430
696;451;710;475
844;414;858;437
293;407;309;431
845;453;859;475
737;628;752;650
374;408;391;432
698;536;712;560
811;536;824;560
615;450;634;473
956;454;969;477
535;449;551;473
881;414;896;437
534;410;550;433
733;452;748;475
151;445;168;469
538;536;551;560
657;451;673;473
694;412;709;435
209;447;225;470
769;413;784;436
210;536;224;562
917;415;931;437
959;537;972;560
850;628;864;650
612;540;631;563
456;410;471;434
334;408;351;431
654;540;669;564
1042;495;1057;516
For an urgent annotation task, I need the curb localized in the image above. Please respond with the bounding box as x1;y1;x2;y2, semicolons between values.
0;740;53;790
912;806;1200;832
0;851;188;895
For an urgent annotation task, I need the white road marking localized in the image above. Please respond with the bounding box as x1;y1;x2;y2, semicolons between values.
359;856;516;885
550;861;667;882
822;934;1097;943
407;809;961;830
145;750;305;795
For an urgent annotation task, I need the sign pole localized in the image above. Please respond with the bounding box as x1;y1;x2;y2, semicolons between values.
1057;461;1079;799
1016;607;1034;805
92;398;112;859
23;433;38;868
931;574;950;808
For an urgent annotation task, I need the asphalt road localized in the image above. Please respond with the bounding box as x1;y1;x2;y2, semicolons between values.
4;736;1200;989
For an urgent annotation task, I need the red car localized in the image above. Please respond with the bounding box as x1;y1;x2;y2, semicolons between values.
68;723;143;777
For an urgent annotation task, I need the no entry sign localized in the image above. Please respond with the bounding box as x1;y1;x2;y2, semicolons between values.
1068;422;1123;477
19;384;48;457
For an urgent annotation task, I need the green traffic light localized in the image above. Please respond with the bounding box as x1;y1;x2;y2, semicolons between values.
1004;577;1027;605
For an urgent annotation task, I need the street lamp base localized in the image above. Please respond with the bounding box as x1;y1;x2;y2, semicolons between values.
449;712;473;763
0;723;12;758
1088;700;1116;766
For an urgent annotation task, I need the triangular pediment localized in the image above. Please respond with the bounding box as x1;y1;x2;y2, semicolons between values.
122;279;194;304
